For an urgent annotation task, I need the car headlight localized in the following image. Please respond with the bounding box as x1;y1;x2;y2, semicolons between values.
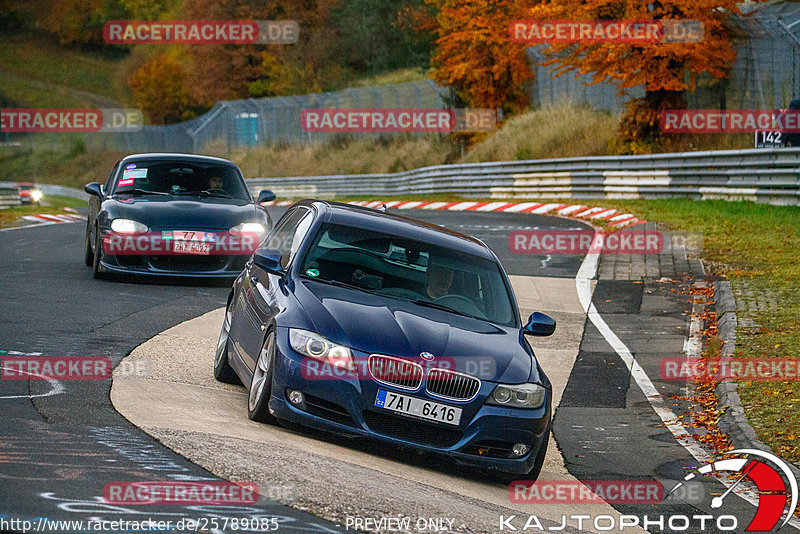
110;218;148;234
289;329;355;372
230;222;267;238
487;383;546;409
31;190;43;202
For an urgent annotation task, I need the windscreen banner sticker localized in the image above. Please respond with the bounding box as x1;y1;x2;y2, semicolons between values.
118;168;147;186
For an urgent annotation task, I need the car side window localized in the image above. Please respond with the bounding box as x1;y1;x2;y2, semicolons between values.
263;208;312;268
103;162;120;194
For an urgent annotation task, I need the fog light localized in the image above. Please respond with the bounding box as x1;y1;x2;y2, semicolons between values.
512;443;530;457
288;390;305;406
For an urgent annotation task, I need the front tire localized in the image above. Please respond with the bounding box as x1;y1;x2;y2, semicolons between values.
214;299;241;384
91;227;105;280
84;223;94;266
247;330;277;424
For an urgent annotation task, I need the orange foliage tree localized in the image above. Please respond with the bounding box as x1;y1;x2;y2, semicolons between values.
128;54;203;124
426;0;533;112
525;0;762;143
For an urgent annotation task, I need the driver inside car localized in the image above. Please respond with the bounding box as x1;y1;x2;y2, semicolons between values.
206;174;225;190
425;258;455;299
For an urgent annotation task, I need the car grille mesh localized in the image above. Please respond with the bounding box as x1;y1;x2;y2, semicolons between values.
362;411;463;448
426;368;480;401
368;355;423;390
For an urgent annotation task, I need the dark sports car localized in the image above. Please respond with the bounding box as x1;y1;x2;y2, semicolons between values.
215;200;556;479
84;153;275;279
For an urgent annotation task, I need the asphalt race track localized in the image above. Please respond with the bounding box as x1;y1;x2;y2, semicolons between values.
0;207;788;534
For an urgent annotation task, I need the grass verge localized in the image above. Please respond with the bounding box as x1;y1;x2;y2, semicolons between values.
0;196;87;228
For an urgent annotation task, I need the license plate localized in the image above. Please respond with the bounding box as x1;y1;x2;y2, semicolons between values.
375;389;461;426
171;230;216;242
173;240;212;255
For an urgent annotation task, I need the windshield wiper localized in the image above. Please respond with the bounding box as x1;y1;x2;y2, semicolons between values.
304;276;377;295
199;190;233;198
115;189;170;196
410;299;473;319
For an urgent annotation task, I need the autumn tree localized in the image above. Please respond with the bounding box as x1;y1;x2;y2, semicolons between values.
330;0;436;74
43;0;129;46
526;0;763;144
128;53;204;124
427;0;534;113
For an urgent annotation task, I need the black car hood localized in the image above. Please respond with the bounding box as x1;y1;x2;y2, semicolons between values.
108;196;258;230
292;279;535;384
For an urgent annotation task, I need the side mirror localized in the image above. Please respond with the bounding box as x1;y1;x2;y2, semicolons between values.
257;190;276;204
85;182;103;197
253;248;284;275
523;312;556;337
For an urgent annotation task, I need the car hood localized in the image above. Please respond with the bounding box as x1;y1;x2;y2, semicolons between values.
108;196;258;230
292;279;536;384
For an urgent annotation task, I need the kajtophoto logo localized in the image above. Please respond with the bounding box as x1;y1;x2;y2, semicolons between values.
668;449;799;532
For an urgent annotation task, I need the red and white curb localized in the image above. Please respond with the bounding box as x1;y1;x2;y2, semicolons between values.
22;213;85;224
264;200;645;227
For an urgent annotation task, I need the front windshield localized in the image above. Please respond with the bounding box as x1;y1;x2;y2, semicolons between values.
111;161;250;200
299;222;516;327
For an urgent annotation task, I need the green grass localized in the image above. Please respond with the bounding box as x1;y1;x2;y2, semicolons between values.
352;67;433;87
0;195;86;228
534;198;800;465
0;145;126;190
0;32;130;107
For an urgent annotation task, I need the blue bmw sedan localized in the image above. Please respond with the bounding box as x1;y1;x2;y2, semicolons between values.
215;200;556;479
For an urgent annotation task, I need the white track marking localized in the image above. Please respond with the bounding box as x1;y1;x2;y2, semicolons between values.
0;365;65;399
576;242;800;527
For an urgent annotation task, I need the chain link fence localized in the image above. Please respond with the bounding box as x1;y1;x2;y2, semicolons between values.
4;3;800;155
531;2;800;113
0;80;448;155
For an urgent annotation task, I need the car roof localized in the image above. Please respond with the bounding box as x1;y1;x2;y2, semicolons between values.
297;199;496;260
119;153;237;166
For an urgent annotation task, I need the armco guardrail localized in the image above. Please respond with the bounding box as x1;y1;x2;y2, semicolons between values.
0;182;89;203
247;147;800;206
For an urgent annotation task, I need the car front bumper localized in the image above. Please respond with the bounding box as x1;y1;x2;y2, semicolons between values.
267;328;552;475
96;228;251;277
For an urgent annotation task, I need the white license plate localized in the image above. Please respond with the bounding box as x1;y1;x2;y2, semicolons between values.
173;241;212;255
374;389;461;426
172;230;216;242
